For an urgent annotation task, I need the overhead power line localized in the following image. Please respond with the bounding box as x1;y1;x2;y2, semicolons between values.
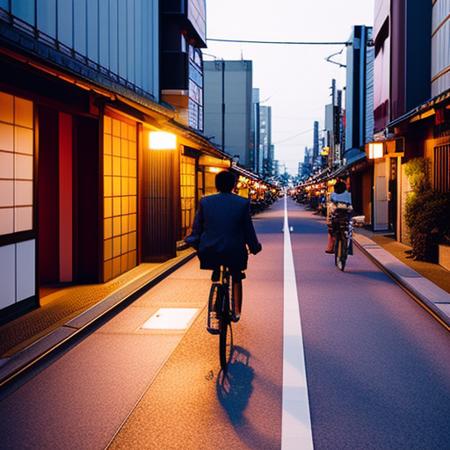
273;129;312;145
207;38;350;46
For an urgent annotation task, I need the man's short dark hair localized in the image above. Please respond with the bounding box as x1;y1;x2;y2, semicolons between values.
334;180;347;194
215;170;236;193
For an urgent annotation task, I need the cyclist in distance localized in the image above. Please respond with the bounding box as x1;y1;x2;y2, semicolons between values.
185;170;262;321
325;179;353;253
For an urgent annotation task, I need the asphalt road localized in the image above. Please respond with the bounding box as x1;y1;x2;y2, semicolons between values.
0;197;449;450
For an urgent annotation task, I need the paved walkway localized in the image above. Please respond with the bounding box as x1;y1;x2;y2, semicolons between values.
357;228;450;294
0;250;194;387
0;198;449;449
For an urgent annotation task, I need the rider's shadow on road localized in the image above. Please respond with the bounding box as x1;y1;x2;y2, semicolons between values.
216;345;254;426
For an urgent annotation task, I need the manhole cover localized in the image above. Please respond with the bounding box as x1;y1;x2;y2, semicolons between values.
141;308;199;330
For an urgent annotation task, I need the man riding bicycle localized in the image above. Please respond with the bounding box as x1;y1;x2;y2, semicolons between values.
185;171;262;321
325;179;353;254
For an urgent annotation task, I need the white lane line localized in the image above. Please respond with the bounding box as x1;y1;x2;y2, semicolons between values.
281;196;314;450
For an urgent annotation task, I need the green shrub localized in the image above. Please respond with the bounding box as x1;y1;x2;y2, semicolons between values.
404;157;450;261
404;157;430;193
405;190;450;261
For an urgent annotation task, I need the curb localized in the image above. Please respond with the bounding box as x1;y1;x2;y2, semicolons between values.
353;233;450;332
0;251;196;388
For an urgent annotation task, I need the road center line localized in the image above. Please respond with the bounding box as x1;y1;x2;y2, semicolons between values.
281;196;314;450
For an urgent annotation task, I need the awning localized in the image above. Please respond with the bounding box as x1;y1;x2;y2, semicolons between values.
198;155;231;168
388;87;450;129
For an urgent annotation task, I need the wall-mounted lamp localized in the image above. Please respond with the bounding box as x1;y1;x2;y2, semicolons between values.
367;142;384;159
148;131;177;150
207;166;222;174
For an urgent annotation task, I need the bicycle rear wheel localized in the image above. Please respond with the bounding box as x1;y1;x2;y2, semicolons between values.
219;283;233;371
219;320;233;371
334;234;347;271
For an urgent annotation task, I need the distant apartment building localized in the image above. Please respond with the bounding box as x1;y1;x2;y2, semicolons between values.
203;60;253;168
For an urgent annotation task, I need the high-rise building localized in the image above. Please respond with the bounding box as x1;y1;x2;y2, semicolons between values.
313;121;319;160
160;0;207;131
345;25;374;163
204;60;253;168
302;147;313;178
251;88;261;173
260;105;272;177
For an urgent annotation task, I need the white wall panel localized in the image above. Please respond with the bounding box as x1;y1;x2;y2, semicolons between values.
16;239;35;302
0;152;13;179
0;208;13;235
0;180;14;207
15;154;33;179
0;92;13;122
0;244;16;309
15;206;32;232
0;123;14;151
14;127;33;154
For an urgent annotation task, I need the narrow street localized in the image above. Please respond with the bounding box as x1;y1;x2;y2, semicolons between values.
0;198;449;450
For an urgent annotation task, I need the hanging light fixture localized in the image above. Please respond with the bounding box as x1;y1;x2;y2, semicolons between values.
148;131;177;150
367;142;384;159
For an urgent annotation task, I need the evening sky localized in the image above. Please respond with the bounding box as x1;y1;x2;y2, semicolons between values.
205;0;374;174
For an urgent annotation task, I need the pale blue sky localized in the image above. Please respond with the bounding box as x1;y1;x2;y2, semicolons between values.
205;0;374;174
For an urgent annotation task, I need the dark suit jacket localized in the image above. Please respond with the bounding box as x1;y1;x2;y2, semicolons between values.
185;193;260;271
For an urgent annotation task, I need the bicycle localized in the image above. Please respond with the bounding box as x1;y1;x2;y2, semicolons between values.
207;265;235;371
333;213;353;271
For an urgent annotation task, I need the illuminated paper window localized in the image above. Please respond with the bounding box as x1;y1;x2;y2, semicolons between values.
103;115;137;282
0;92;34;236
180;155;196;238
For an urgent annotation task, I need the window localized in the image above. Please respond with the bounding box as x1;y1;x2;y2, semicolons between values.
434;145;450;193
180;155;196;237
103;115;137;281
0;92;34;236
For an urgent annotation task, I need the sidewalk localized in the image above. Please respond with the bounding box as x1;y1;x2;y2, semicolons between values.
0;249;195;387
353;230;450;331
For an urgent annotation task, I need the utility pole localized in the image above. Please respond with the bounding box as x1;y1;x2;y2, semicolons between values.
221;60;225;152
